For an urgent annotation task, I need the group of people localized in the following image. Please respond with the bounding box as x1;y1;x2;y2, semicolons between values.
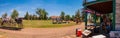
86;15;112;37
101;15;112;34
99;15;112;38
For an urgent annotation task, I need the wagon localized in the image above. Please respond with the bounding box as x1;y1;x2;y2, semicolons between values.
0;18;23;30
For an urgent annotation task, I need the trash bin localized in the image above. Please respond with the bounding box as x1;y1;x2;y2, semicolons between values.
76;28;82;37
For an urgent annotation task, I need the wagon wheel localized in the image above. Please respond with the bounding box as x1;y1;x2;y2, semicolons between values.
8;19;17;27
11;22;17;27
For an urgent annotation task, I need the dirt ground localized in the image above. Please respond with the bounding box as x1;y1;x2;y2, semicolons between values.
0;23;85;38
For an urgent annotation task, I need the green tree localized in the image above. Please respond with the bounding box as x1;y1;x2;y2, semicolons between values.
71;15;75;21
106;13;113;19
24;12;29;20
65;15;71;21
75;10;81;24
36;8;48;20
75;10;81;19
29;15;32;20
2;13;7;18
60;11;65;20
32;14;37;20
11;9;19;19
81;12;85;21
43;9;48;20
36;8;42;20
90;14;99;21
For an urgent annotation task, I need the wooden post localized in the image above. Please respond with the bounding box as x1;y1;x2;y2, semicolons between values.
94;11;96;26
85;12;87;29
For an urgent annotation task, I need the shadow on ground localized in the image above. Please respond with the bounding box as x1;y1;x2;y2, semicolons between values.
0;26;22;30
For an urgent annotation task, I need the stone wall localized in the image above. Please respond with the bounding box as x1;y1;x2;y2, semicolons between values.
116;0;120;30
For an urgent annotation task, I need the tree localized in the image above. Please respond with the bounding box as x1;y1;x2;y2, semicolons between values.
60;11;65;20
32;14;37;20
43;9;48;20
29;15;32;20
11;9;19;19
2;13;7;18
71;15;75;21
75;9;81;24
81;12;85;21
106;13;113;19
36;8;42;20
24;12;29;20
75;10;81;19
65;15;71;21
36;8;48;20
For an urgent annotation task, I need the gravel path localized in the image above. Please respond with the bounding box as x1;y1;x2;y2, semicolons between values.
0;23;85;38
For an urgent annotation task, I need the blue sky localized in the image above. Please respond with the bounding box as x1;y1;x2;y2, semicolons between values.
0;0;84;17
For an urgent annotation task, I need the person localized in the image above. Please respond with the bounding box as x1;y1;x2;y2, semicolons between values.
100;15;112;38
106;18;112;33
75;17;79;24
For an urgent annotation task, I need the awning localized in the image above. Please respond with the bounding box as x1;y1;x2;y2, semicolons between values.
86;1;112;14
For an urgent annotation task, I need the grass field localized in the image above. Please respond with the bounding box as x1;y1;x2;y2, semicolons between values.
23;20;76;28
